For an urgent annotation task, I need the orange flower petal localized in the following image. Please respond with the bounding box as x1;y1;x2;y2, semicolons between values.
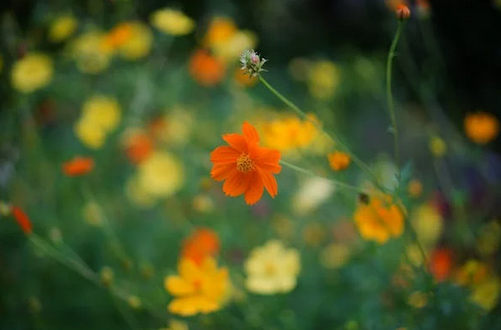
259;169;278;198
11;206;32;235
242;121;259;144
244;171;264;205
222;133;247;152
210;163;236;181
223;171;250;197
210;146;240;164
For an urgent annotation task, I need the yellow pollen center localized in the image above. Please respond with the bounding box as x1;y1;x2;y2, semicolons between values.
236;153;254;173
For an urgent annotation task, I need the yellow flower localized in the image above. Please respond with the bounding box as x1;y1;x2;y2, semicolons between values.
328;151;351;171
127;151;184;206
353;195;404;244
320;243;351;269
81;95;121;132
127;296;142;309
308;60;341;100
303;222;326;247
162;320;189;330
429;135;447;157
204;17;238;49
213;30;257;62
244;240;300;294
464;111;499;144
164;257;229;316
69;31;111;74
261;114;319;153
153;107;194;146
75;95;121;149
82;201;104;227
48;15;78;42
411;203;443;248
114;22;153;60
150;8;195;36
407;291;429;309
11;53;53;93
470;275;501;311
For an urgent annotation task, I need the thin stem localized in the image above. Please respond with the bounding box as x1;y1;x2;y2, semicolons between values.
280;160;369;195
386;20;405;184
259;76;386;193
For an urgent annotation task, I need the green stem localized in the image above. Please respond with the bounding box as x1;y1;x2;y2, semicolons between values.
386;20;405;185
259;76;386;193
280;160;369;195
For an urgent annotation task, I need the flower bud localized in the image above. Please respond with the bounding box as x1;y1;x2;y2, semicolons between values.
240;49;267;77
396;4;411;20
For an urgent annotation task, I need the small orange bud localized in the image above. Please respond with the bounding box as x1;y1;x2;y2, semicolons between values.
328;151;351;171
62;156;94;176
11;206;33;235
396;4;411;20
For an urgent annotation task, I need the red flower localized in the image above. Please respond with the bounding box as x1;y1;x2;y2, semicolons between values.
11;206;32;235
62;156;94;176
210;122;281;205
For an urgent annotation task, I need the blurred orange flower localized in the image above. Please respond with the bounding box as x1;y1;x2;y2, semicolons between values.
328;151;351;171
353;195;404;244
189;49;225;87
464;111;499;144
104;23;133;51
11;206;33;235
122;129;154;164
203;17;237;49
62;156;94;176
181;228;220;265
210;122;282;205
429;248;453;282
164;257;229;316
234;68;258;87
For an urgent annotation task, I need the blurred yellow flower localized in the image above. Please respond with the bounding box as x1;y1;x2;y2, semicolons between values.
152;107;194;146
161;320;189;330
308;60;341;100
407;291;428;309
48;15;78;43
150;8;195;36
69;31;111;74
261;114;319;153
429;135;447;157
454;260;488;287
127;151;184;206
303;222;326;247
11;53;53;93
411;203;443;248
272;215;294;240
470;275;501;311
477;221;501;257
353;195;404;244
83;201;104;227
320;243;351;269
244;240;300;294
464;111;499;145
164;257;229;316
114;22;153;60
75;95;121;149
81;95;121;132
127;296;142;309
328;151;351;171
204;17;237;49
234;67;258;87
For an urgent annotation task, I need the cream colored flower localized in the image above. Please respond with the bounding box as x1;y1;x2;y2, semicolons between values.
292;177;335;216
48;15;78;42
150;8;195;36
69;31;111;74
244;240;300;294
11;53;53;93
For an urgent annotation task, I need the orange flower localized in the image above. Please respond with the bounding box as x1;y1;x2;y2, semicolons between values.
11;206;32;235
189;49;225;87
353;195;404;244
181;228;220;265
464;111;499;144
62;156;94;176
429;248;453;282
103;23;133;51
327;151;351;171
122;129;153;164
395;4;411;20
210;122;281;205
234;68;258;87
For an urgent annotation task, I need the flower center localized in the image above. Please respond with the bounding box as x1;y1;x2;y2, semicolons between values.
236;153;255;173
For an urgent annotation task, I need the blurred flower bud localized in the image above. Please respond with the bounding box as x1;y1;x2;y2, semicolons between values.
127;295;142;309
396;5;411;20
240;50;267;77
100;266;114;286
0;201;11;216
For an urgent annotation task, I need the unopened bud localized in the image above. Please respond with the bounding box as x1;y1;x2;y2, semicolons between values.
396;4;411;20
100;266;114;286
240;50;267;77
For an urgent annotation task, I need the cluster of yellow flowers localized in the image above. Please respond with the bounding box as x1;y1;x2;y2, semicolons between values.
74;95;121;149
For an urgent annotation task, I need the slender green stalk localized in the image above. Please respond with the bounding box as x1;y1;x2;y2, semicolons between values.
280;160;369;195
259;76;386;193
386;20;405;184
